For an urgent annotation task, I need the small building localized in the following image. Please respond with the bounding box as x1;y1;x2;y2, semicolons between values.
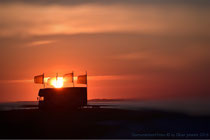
38;87;87;110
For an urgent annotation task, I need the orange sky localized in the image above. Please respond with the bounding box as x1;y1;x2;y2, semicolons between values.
0;0;209;102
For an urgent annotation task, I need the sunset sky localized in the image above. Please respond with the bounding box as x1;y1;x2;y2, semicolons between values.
0;0;209;102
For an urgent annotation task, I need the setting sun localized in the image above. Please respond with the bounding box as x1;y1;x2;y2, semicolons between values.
50;77;64;88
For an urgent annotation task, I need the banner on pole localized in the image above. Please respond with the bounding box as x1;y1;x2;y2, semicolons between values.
63;73;74;83
34;74;44;84
77;75;87;84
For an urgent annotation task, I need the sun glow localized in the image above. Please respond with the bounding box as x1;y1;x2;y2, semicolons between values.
50;77;64;88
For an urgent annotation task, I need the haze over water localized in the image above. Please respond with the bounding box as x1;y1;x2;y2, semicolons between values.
0;99;209;116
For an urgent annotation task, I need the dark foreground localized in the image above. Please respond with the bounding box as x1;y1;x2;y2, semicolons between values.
0;108;209;139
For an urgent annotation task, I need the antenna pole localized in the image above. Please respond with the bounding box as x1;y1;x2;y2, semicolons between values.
86;71;88;104
56;73;58;83
43;73;45;88
86;71;88;88
72;71;75;87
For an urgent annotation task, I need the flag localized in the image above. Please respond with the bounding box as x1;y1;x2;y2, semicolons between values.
34;74;44;84
77;75;87;84
63;73;73;83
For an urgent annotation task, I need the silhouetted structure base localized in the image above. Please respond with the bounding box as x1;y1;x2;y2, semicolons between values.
38;87;87;110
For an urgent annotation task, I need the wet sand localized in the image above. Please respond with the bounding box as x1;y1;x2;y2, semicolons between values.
0;108;209;138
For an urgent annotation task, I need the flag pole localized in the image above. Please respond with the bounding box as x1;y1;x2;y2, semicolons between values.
56;73;58;84
43;73;45;88
72;71;75;87
86;71;88;88
86;71;88;105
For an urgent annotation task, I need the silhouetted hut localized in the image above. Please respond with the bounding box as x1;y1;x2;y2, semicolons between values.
38;87;87;110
